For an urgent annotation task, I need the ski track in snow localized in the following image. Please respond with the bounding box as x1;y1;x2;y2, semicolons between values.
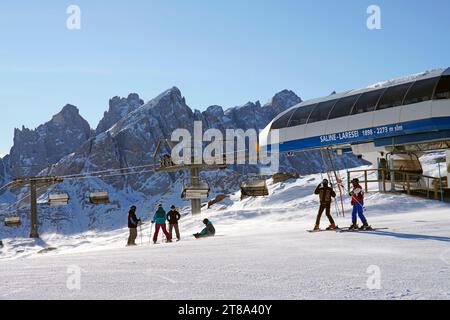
1;154;450;299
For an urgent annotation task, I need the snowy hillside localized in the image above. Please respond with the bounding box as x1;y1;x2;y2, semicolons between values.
0;153;449;299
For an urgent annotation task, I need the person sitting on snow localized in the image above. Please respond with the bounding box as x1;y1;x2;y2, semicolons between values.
152;204;172;244
349;178;371;230
313;179;338;231
194;219;216;239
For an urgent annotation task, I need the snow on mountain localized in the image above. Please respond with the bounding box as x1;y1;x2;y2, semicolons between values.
366;68;444;89
0;154;449;299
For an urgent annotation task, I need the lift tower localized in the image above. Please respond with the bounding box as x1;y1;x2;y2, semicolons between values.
153;138;227;215
10;176;64;238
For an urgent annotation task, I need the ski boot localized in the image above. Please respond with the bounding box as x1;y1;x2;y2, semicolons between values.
359;223;373;231
349;223;359;230
326;224;339;230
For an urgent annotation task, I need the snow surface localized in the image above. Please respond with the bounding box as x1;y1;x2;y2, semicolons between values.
366;68;444;89
1;154;450;300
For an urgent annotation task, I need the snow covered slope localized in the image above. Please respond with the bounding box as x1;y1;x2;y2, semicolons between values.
0;154;449;299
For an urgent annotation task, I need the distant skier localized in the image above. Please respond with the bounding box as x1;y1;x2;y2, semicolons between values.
349;178;371;230
127;205;142;246
152;204;172;244
193;219;216;239
313;179;338;231
167;205;181;241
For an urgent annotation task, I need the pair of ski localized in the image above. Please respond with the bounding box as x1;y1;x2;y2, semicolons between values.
307;227;388;233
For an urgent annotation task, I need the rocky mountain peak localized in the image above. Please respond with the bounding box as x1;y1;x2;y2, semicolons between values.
149;87;185;109
51;104;80;126
205;105;224;117
8;104;91;176
96;93;144;134
264;90;302;111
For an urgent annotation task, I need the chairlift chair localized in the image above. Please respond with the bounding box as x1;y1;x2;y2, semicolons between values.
240;177;269;200
181;180;210;200
48;191;70;206
4;216;21;227
89;191;110;204
388;153;423;182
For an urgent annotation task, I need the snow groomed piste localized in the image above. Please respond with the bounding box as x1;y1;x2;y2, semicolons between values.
0;69;450;299
1;158;450;299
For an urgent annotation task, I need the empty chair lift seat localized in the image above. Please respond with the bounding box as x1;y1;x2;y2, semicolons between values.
4;217;21;227
240;180;269;199
48;193;70;206
89;192;110;204
182;182;210;200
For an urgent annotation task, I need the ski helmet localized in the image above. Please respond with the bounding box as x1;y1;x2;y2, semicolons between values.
203;219;209;225
322;179;329;185
171;205;176;209
352;178;360;184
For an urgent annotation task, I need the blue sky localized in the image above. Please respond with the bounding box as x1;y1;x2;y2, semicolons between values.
0;0;449;155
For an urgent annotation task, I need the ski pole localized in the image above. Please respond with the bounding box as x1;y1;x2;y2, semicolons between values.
150;223;154;244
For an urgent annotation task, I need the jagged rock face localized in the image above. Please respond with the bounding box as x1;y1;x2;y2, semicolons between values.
51;88;194;195
0;155;10;188
201;90;302;132
8;105;91;177
263;89;303;115
96;93;144;135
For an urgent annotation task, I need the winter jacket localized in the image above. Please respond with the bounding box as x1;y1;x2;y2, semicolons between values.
350;183;364;205
128;210;141;229
314;184;336;204
152;207;167;225
200;221;216;237
167;210;181;225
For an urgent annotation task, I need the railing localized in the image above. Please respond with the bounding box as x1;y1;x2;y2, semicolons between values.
347;169;447;201
347;168;387;193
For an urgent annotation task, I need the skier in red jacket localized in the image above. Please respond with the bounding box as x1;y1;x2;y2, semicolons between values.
349;178;371;230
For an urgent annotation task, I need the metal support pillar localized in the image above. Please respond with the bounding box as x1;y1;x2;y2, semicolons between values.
446;149;450;186
190;167;201;215
29;180;39;238
389;157;396;192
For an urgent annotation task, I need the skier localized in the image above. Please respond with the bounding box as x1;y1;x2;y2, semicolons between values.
313;179;338;231
193;219;216;239
152;204;172;244
167;205;181;241
127;205;142;246
349;178;372;230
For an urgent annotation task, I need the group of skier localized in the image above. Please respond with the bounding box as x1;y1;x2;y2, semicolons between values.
127;204;215;246
127;175;370;245
313;177;372;231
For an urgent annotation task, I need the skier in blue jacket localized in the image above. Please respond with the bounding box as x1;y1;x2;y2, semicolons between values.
152;204;172;244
